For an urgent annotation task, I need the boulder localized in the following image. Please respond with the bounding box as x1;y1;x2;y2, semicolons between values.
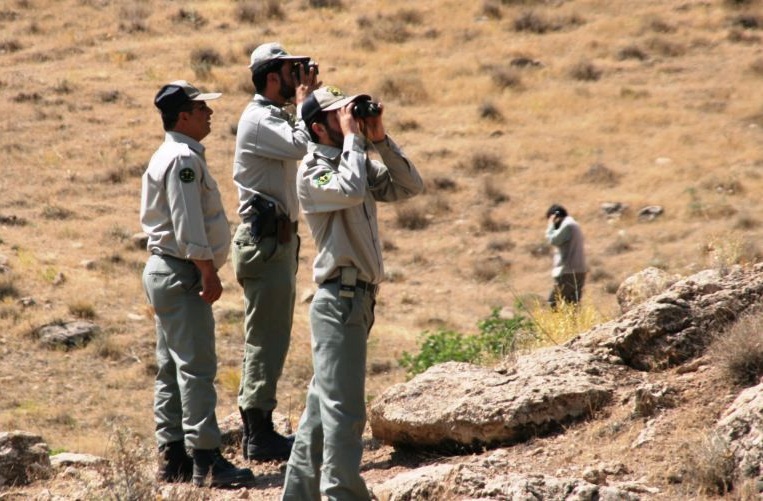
714;382;763;480
0;431;51;486
50;452;108;469
569;265;763;370
616;267;680;314
369;347;614;451
36;320;100;350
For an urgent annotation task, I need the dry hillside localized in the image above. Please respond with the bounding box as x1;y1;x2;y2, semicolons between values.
2;0;763;498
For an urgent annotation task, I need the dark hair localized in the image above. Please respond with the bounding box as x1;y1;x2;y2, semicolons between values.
160;101;195;131
546;204;568;219
252;59;284;93
306;111;328;142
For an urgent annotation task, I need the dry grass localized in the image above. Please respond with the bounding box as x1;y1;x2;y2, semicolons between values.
710;310;763;386
2;0;763;496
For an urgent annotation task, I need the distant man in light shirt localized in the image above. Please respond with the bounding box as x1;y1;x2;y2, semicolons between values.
231;42;320;462
545;204;587;308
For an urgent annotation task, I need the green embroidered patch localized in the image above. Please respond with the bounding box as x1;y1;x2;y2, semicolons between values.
315;172;332;186
179;167;195;183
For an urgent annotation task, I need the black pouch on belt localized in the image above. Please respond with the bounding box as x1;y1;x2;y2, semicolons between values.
248;195;277;243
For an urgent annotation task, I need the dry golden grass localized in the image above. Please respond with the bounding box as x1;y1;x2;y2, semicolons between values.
3;0;763;497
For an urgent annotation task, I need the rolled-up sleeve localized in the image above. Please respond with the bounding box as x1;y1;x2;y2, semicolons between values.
165;157;214;262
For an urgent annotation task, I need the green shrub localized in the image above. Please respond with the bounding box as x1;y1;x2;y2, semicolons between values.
399;308;533;378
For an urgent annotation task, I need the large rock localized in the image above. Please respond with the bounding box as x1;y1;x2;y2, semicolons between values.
569;265;763;370
369;347;614;451
35;320;100;350
372;450;643;500
616;266;680;314
714;382;763;481
0;431;51;486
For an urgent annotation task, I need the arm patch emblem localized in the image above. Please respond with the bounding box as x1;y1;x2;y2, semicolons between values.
179;167;195;183
315;172;332;187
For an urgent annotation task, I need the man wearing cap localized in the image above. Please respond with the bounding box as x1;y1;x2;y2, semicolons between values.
232;42;321;463
282;86;424;500
142;80;255;488
545;203;587;308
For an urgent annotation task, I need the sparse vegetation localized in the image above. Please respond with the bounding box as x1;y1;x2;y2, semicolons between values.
190;47;224;80
710;311;763;385
682;433;735;496
569;60;602;81
236;1;285;23
399;308;533;378
395;203;429;230
529;300;608;346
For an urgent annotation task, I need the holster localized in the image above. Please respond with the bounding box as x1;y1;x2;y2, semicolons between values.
246;195;277;244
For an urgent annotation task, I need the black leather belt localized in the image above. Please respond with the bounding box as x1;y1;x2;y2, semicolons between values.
323;277;378;297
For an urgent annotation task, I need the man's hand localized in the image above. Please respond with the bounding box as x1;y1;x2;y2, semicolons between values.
359;102;386;142
295;64;321;105
192;259;223;304
338;103;361;137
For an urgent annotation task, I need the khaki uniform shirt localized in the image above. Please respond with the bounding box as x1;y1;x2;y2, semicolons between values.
141;131;231;270
297;134;424;285
233;95;310;222
546;216;587;277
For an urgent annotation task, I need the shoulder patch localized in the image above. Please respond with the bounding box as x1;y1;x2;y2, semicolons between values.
179;167;195;183
315;172;332;187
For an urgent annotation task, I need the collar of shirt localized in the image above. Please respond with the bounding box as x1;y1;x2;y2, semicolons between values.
166;131;205;157
308;141;342;163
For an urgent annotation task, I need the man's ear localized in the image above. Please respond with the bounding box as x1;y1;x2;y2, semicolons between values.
310;121;325;137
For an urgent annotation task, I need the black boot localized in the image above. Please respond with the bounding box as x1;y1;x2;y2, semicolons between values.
239;407;250;460
156;441;193;483
244;408;294;462
192;448;256;488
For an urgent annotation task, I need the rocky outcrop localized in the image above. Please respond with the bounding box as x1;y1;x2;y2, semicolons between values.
616;266;680;314
0;431;51;486
569;265;763;370
373;450;645;500
369;347;615;451
714;382;763;481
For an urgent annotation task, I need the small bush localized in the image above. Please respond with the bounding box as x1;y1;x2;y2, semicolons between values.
309;0;343;8
119;6;150;33
578;162;620;186
191;47;224;79
457;152;506;173
429;176;457;191
481;0;502;19
41;204;73;220
617;45;648;61
99;427;155;500
514;11;555;34
398;308;533;378
0;276;19;301
472;257;507;282
647;37;686;57
479;101;504;121
236;1;285;23
375;75;428;105
570;60;602;81
489;67;523;90
749;57;763;75
711;311;763;385
479;211;509;232
69;301;96;320
395;203;429;230
0;39;22;53
532;301;606;345
173;8;207;28
682;434;735;496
